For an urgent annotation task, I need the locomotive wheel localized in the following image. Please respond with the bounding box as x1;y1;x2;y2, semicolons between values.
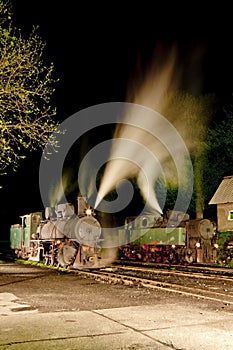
57;243;77;267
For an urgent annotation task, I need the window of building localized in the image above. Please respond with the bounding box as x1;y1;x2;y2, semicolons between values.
228;210;233;220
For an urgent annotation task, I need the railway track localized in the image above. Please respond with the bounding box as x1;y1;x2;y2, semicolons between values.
14;259;233;306
113;259;233;276
74;262;233;306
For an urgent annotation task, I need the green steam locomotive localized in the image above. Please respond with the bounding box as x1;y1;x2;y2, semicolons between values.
118;210;219;264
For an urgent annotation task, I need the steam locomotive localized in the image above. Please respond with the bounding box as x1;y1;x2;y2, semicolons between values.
118;210;219;265
10;197;103;269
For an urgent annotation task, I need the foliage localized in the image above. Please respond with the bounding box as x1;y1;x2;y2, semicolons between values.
0;0;59;176
203;112;233;205
155;176;196;218
163;91;218;216
216;231;233;264
0;0;10;25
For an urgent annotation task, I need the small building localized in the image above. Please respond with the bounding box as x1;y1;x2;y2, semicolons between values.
209;176;233;232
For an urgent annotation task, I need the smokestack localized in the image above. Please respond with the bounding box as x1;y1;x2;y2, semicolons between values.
77;196;88;217
196;211;203;219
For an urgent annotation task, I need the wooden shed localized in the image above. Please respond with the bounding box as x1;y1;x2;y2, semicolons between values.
209;176;233;232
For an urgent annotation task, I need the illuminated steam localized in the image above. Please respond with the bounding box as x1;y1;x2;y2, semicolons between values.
46;43;213;219
94;44;212;214
95;47;181;212
49;168;76;207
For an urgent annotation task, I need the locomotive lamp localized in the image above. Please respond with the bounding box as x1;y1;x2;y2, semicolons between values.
196;242;201;248
85;208;93;216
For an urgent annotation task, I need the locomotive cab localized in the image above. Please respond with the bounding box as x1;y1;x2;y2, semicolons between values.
10;212;42;259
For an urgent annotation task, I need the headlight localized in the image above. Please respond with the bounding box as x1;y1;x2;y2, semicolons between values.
85;208;92;216
196;242;201;248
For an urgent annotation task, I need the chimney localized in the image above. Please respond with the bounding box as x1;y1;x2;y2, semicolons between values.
196;211;203;219
77;196;88;217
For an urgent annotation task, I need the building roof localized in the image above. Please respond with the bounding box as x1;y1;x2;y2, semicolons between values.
209;176;233;204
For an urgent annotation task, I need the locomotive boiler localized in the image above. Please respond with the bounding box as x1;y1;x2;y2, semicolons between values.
118;210;219;265
10;197;103;268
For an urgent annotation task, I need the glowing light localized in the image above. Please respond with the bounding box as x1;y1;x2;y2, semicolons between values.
85;208;92;216
196;242;201;248
214;243;219;249
171;244;176;249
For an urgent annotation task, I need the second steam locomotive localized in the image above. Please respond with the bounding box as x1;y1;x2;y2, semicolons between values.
118;210;219;265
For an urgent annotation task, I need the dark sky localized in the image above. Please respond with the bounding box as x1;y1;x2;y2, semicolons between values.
1;1;233;236
11;1;233;116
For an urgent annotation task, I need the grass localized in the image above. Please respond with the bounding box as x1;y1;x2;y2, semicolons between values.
15;259;70;273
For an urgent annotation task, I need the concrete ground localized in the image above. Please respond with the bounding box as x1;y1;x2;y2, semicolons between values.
0;292;233;350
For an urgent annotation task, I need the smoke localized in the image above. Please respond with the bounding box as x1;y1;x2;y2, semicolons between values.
93;43;214;216
49;168;76;207
94;46;184;213
46;43;213;221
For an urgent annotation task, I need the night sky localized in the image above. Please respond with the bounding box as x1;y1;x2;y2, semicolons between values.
11;1;233;113
1;1;233;237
